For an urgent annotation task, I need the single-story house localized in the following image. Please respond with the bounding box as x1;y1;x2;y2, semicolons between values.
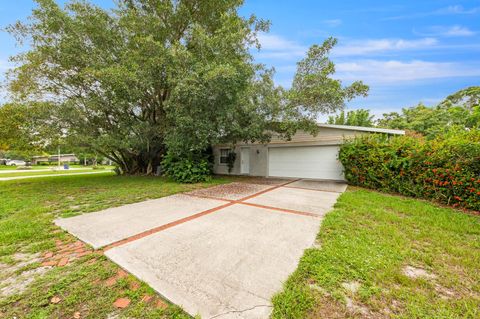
32;154;80;165
213;124;405;181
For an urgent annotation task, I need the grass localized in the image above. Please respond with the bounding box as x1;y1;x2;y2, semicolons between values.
1;175;478;318
0;174;233;318
272;187;480;319
0;169;112;178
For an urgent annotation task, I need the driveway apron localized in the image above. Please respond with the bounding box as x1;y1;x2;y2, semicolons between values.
56;178;346;318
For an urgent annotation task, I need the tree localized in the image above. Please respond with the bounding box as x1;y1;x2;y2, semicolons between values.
327;109;374;127
377;87;480;138
0;102;59;159
7;0;368;175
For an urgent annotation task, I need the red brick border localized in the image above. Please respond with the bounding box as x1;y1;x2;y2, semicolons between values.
103;202;234;251
103;178;311;251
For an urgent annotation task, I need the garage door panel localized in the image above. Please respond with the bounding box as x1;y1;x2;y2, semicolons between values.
268;146;344;180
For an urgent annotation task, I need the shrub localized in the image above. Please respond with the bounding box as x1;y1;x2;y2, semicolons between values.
161;151;212;183
339;130;480;211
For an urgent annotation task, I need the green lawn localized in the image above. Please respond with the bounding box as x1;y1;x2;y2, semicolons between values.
0;174;233;318
1;175;478;318
0;168;112;178
272;187;480;319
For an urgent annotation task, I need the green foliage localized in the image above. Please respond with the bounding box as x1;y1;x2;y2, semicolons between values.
161;152;212;183
0;102;59;158
377;86;480;138
339;130;480;211
7;1;368;175
226;151;236;173
327;109;374;127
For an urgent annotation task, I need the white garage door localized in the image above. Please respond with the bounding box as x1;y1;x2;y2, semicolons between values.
268;146;344;180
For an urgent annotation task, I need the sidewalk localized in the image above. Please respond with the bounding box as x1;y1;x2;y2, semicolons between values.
0;171;112;181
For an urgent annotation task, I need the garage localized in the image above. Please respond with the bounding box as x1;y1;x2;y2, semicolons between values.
268;145;344;180
213;124;405;178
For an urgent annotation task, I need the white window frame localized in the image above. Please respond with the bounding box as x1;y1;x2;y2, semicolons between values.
219;148;231;165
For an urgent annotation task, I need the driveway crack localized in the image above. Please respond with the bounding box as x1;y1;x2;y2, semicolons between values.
209;304;273;319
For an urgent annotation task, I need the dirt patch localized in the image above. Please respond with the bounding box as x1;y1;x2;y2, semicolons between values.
342;281;361;294
0;240;94;298
0;253;48;298
403;265;437;280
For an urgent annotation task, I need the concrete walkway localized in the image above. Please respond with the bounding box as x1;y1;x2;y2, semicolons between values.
56;178;346;318
0;167;90;174
0;170;112;181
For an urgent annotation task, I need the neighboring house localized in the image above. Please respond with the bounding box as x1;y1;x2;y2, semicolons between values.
32;154;80;165
213;124;404;181
31;155;49;165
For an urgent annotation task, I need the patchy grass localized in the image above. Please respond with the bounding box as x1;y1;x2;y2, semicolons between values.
272;187;480;319
0;174;232;318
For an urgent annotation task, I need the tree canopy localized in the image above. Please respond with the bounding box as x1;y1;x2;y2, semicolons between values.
377;87;480;138
6;0;368;175
327;109;374;127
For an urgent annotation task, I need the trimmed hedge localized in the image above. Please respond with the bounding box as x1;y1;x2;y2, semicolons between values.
339;130;480;211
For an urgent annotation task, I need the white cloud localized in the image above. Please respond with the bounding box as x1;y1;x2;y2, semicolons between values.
255;33;306;60
333;38;438;56
436;5;480;15
384;5;480;20
256;33;304;51
323;19;342;27
255;34;442;61
336;60;480;83
414;25;476;37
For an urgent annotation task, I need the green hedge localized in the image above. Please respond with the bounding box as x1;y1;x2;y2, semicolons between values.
161;151;212;183
339;130;480;211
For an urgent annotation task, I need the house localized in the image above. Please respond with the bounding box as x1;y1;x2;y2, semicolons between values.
32;154;80;165
31;155;49;165
213;124;405;181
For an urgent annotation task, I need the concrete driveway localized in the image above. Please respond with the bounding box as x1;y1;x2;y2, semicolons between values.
55;178;346;318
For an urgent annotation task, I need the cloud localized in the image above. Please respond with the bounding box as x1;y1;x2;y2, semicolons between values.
335;60;480;83
323;19;342;27
436;5;480;15
333;38;438;56
255;34;443;61
255;33;306;60
384;5;480;20
414;25;476;37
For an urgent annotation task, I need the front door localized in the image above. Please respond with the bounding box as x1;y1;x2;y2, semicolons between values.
240;148;250;174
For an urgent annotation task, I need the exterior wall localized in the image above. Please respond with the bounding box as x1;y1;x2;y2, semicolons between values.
213;144;268;176
32;156;49;165
212;127;367;177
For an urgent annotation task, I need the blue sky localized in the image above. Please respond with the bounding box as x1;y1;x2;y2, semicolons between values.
1;1;479;118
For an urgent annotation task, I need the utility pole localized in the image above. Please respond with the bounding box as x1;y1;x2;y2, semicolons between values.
58;146;61;169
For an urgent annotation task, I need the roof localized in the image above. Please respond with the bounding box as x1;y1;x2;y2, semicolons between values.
317;123;405;135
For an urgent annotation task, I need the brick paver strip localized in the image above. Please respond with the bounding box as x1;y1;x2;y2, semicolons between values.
102;179;301;252
103;202;235;251
238;201;320;218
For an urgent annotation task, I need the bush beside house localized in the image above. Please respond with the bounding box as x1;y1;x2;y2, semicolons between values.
339;130;480;211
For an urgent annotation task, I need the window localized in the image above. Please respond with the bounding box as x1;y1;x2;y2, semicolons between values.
219;148;231;164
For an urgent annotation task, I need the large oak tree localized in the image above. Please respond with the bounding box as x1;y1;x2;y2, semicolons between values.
6;0;368;175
